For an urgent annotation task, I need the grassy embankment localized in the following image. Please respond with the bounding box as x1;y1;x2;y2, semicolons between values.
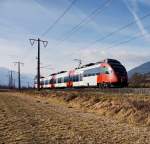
24;89;150;126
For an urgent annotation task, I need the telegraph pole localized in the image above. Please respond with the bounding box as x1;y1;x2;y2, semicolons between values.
14;62;24;90
28;82;30;89
13;78;16;89
8;70;14;89
29;38;48;91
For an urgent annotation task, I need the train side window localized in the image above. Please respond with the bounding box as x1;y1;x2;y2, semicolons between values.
40;81;44;85
80;74;83;81
75;75;78;82
50;79;52;84
64;76;69;82
45;80;48;85
76;75;79;82
84;74;87;77
58;78;61;83
50;79;56;84
73;75;76;82
61;77;64;83
43;80;46;85
72;76;75;81
83;67;101;77
70;76;73;81
64;77;66;82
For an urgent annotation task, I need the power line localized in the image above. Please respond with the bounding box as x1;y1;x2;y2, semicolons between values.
29;38;48;91
101;27;150;51
22;0;76;63
56;0;112;45
87;11;150;48
40;64;52;69
42;0;77;36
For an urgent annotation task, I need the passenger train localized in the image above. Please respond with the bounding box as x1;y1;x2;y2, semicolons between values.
34;59;128;89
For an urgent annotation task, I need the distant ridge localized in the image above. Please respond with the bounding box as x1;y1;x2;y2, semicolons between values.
128;61;150;78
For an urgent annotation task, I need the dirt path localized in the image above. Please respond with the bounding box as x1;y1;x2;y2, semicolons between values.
0;92;150;144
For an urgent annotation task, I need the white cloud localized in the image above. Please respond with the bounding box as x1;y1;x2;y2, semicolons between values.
0;0;149;76
66;43;150;71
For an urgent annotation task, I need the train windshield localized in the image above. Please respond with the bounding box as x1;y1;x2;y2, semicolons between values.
101;67;110;74
109;63;127;76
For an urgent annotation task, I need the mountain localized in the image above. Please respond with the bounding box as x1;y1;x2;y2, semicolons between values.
0;67;34;88
128;61;150;78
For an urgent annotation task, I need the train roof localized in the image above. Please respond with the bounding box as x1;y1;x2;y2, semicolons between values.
104;59;121;64
75;59;121;70
50;70;67;76
47;59;122;76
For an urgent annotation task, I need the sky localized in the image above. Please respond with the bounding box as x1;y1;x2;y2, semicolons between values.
0;0;150;76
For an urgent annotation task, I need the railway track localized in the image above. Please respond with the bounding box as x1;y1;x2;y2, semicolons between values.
39;87;150;95
0;89;13;92
1;87;149;95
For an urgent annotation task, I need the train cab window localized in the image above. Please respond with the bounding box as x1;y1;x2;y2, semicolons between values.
101;67;110;74
105;71;109;74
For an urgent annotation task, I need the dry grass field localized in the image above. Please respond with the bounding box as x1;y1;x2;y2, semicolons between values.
0;90;150;144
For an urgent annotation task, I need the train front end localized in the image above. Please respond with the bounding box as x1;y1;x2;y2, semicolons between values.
107;59;128;87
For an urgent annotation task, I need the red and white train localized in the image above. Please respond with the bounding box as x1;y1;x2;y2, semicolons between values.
34;59;128;88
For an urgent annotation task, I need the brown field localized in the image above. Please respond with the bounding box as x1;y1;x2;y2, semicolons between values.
0;90;150;144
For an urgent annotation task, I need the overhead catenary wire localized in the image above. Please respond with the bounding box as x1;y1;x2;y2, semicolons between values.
42;0;77;36
100;26;150;51
56;0;113;45
86;11;150;48
24;1;150;78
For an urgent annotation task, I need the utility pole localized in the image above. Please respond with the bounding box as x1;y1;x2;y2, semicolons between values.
29;38;48;91
13;78;16;89
14;62;24;90
28;82;30;89
8;72;11;88
8;70;13;89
